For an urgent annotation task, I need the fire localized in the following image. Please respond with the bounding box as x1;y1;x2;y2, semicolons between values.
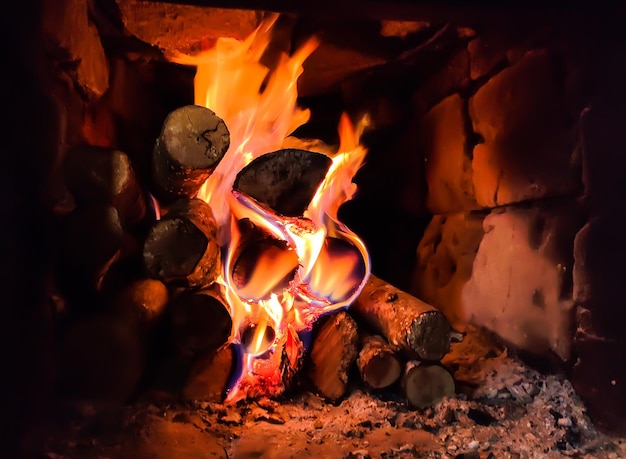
172;15;370;400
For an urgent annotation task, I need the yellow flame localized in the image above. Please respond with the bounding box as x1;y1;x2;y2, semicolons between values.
171;16;371;398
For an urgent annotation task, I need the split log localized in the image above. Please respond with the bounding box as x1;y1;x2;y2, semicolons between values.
151;105;230;202
233;148;332;216
357;334;402;389
401;361;455;409
58;315;145;402
170;287;232;355
143;198;221;288
64;145;147;226
307;310;359;401
350;274;452;361
182;344;235;402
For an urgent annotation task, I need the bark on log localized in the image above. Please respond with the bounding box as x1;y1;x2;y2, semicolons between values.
152;105;230;202
401;361;455;409
64;145;147;226
357;334;402;389
233;148;332;216
350;274;452;361
182;344;235;402
307;311;359;401
143;198;221;288
170;287;232;355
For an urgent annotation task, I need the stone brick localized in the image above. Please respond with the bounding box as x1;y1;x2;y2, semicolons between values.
460;203;583;360
42;0;109;98
412;213;485;329
420;94;478;214
469;49;581;207
116;0;261;55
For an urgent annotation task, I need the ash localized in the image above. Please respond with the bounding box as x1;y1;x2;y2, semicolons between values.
45;327;625;459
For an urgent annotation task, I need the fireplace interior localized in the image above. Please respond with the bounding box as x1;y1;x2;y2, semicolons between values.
3;0;626;457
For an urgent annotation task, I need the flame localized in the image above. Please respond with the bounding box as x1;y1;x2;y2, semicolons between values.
171;15;371;400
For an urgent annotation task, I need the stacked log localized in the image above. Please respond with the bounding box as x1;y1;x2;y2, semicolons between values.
308;275;457;409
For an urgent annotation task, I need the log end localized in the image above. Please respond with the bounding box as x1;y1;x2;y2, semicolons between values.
360;351;402;389
182;344;235;403
402;363;455;410
407;310;451;361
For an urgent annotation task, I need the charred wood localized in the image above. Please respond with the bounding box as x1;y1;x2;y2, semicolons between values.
170;287;232;356
350;274;452;361
357;334;402;390
233;148;332;216
152;105;230;202
143;198;220;288
63;145;147;227
182;344;235;402
401;361;455;409
112;278;169;332
307;311;359;401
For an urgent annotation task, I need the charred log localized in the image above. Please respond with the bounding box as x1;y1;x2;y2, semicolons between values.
112;278;169;332
350;274;452;361
182;344;235;402
401;361;455;409
152;105;230;202
357;334;402;390
233;148;332;216
143;198;220;288
64;145;147;226
307;311;359;401
170;287;232;355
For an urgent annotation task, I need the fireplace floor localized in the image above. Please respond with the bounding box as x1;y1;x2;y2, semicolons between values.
44;327;625;459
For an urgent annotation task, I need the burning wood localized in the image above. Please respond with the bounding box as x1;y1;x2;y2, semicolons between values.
143;198;220;288
351;275;452;361
357;334;402;390
152;105;230;202
233;148;332;216
401;361;455;409
64;145;147;226
170;287;232;356
308;311;359;401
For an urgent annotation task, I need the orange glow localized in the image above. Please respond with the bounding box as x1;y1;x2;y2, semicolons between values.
171;15;371;400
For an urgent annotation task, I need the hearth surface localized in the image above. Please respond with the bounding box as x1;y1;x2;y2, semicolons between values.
44;327;625;459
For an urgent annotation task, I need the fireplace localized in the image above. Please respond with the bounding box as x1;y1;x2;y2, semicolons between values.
2;0;626;457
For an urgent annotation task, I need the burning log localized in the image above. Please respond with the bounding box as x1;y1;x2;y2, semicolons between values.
357;334;402;390
231;219;299;300
350;274;452;361
233;148;332;216
401;361;455;409
64;145;147;226
152;105;230;202
170;287;232;355
182;344;235;402
143;198;221;288
307;311;359;401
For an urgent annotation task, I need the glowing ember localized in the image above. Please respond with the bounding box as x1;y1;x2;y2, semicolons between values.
172;14;371;401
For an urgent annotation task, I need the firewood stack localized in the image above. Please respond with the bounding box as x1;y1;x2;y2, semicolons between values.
52;104;457;410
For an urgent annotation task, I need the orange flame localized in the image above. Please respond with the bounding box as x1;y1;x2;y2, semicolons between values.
172;15;371;400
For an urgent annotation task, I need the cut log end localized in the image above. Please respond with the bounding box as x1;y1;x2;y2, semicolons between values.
408;311;452;362
357;335;402;389
182;344;235;403
402;362;455;410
